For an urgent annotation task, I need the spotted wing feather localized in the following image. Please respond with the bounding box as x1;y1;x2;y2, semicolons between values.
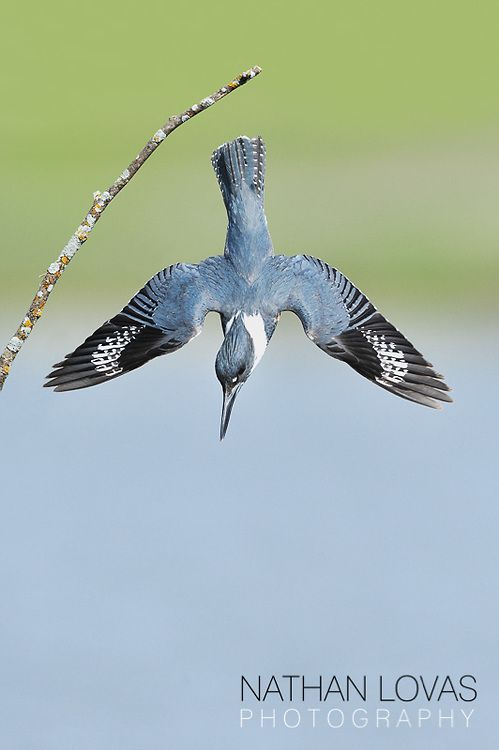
323;312;452;408
45;262;219;391
270;255;452;409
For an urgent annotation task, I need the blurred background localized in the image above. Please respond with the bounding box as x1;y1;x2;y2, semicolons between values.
1;1;498;748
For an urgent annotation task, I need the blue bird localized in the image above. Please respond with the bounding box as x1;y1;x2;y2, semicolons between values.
46;136;452;438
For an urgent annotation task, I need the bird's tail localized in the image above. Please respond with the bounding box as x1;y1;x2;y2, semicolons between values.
211;136;265;210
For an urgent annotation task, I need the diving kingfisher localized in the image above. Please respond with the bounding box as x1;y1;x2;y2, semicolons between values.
45;136;452;438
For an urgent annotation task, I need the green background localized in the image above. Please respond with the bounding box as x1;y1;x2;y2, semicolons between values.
1;0;498;320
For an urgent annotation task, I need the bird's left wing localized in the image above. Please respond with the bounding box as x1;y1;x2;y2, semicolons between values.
268;255;452;408
45;258;224;391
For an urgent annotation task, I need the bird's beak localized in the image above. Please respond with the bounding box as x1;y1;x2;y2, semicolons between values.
220;383;242;441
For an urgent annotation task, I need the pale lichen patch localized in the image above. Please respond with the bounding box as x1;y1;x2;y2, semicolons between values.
7;337;22;353
59;235;81;260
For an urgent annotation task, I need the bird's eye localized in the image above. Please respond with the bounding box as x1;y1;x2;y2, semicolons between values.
230;367;244;385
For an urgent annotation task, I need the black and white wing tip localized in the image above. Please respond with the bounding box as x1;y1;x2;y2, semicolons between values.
328;312;453;410
268;255;452;411
45;263;211;392
44;314;170;392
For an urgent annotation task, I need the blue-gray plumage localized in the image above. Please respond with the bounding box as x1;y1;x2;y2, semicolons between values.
45;136;452;438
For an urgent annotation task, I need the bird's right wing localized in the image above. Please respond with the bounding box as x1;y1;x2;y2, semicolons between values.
45;258;225;391
268;255;452;408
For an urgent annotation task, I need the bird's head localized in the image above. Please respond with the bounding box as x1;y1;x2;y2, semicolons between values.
215;312;269;440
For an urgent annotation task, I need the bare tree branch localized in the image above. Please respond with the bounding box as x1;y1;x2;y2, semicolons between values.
0;65;262;391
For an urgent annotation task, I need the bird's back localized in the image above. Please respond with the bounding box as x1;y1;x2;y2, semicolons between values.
212;136;273;283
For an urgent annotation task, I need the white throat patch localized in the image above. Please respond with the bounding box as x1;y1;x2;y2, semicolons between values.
242;312;268;371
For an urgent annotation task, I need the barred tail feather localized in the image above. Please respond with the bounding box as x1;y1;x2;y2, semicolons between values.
211;136;265;208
